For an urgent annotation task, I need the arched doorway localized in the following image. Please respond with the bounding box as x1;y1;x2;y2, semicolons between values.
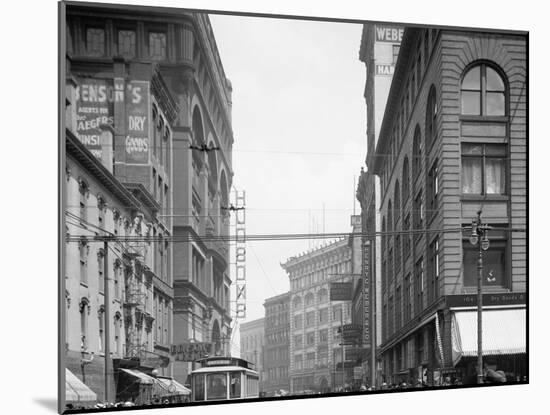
319;376;329;394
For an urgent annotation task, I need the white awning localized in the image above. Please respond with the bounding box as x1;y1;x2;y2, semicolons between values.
65;369;97;404
156;377;191;395
119;368;154;384
451;308;526;365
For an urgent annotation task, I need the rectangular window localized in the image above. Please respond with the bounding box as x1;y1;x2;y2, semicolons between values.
404;273;412;323
306;332;315;346
403;214;411;258
294;314;303;329
306;311;315;326
319;307;328;324
86;27;105;57
414;257;424;315
427;161;439;222
413;191;424;236
306;352;315;369
294;354;303;370
117;29;136;59
462;229;507;288
79;240;88;284
461;144;506;195
319;329;328;343
332;305;342;321
149;31;167;61
428;237;440;303
98;249;104;293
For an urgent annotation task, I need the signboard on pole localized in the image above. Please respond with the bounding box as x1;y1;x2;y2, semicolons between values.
170;342;212;362
330;282;353;301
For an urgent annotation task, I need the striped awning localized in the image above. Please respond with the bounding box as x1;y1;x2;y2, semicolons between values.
451;308;526;365
156;377;191;396
65;369;97;404
119;368;154;384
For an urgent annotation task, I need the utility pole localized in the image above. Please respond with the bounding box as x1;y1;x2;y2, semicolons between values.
103;239;111;403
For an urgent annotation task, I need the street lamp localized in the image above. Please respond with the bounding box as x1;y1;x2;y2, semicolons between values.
469;210;491;385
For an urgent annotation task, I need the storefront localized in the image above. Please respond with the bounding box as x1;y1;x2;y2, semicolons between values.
65;369;97;409
450;307;526;384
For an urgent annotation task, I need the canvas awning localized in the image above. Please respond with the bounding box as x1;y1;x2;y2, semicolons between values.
65;369;97;404
156;377;191;396
119;368;154;384
451;308;526;365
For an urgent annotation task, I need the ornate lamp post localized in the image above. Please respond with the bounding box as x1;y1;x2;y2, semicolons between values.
469;210;491;385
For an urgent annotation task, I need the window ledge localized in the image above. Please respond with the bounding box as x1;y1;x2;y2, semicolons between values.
461;194;509;202
459;115;509;123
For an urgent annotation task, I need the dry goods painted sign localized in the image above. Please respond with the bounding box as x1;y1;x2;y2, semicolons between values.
124;80;150;164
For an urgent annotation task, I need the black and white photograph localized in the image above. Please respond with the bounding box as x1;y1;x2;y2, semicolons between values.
58;0;530;412
5;0;546;414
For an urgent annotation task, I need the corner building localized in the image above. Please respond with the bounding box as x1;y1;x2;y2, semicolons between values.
372;28;527;385
282;240;354;393
65;4;235;388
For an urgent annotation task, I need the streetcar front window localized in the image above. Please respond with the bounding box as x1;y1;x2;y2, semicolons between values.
230;372;241;399
194;374;205;401
207;373;227;400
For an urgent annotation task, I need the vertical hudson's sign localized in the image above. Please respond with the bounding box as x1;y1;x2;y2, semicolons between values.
75;78;117;159
125;80;150;164
362;243;371;346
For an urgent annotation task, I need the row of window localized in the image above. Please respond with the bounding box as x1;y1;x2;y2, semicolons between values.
68;24;167;61
265;367;289;381
290;262;351;291
292;289;328;308
292;304;351;329
265;329;289;345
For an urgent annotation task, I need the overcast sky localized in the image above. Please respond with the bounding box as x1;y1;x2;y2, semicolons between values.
209;14;367;351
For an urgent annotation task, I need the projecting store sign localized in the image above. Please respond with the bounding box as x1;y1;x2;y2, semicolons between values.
75;78;117;159
125;80;150;164
362;244;371;346
330;282;353;301
170;342;212;362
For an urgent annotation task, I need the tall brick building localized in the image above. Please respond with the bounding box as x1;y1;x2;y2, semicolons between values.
63;2;235;403
369;27;527;385
263;292;291;396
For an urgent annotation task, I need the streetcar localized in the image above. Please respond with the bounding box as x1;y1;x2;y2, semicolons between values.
189;357;260;402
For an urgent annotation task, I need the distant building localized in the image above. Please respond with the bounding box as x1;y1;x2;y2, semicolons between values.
282;238;355;393
263;293;291;395
240;318;265;387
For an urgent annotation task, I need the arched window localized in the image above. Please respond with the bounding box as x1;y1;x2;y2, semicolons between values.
318;288;328;303
402;157;410;204
98;306;105;352
79;298;90;351
412;126;422;181
293;296;302;309
305;292;314;306
114;312;122;356
425;85;438;151
461;63;505;116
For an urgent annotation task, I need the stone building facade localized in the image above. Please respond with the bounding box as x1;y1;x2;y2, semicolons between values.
281;240;354;393
370;27;527;385
239;318;265;387
262;292;291;395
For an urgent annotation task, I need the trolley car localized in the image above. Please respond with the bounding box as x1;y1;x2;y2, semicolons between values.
189;357;259;402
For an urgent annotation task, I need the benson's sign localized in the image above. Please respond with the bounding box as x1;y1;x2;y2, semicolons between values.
330;282;353;301
170;342;212;362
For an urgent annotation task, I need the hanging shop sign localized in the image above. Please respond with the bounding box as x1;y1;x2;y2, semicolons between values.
330;282;353;301
170;342;212;362
75;78;117;159
337;324;363;342
125;80;150;164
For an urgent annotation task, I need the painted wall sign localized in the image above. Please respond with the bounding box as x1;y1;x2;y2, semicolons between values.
375;64;395;76
125;80;150;164
375;26;404;42
75;78;117;159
